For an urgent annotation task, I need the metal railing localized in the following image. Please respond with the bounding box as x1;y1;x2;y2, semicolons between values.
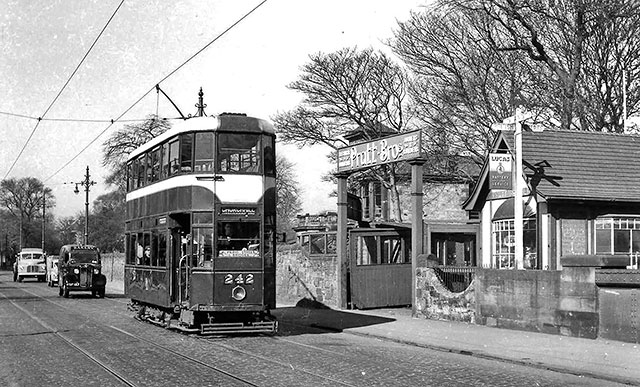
433;266;476;293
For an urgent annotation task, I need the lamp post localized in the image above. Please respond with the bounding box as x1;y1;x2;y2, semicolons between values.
73;166;97;245
514;108;524;270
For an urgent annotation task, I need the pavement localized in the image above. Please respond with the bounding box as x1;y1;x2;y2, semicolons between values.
104;281;640;385
273;304;640;386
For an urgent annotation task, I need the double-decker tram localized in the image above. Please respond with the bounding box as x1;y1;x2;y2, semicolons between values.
124;113;277;334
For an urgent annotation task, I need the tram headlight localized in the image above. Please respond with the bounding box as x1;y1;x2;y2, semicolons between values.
73;268;80;274
231;285;246;301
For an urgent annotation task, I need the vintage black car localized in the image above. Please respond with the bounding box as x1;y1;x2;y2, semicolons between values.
58;244;106;298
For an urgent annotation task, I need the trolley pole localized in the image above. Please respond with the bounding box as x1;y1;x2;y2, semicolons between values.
73;166;97;245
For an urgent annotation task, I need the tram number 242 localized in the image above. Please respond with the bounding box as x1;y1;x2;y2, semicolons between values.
224;273;254;285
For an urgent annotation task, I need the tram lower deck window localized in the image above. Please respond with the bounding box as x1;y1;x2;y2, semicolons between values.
217;221;260;257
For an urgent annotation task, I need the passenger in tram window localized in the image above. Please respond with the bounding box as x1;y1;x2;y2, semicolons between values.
136;242;144;265
144;246;151;266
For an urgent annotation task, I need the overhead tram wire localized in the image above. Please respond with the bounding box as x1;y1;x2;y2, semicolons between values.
2;0;126;181
43;0;269;184
0;110;182;123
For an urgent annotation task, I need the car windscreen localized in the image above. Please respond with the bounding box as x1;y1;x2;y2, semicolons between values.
21;253;44;261
70;251;99;264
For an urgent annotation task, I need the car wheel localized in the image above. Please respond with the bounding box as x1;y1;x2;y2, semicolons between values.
17;277;22;283
13;272;17;282
98;288;105;298
58;284;63;296
62;283;69;298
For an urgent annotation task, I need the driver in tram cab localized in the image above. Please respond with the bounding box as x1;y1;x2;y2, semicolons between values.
218;223;239;250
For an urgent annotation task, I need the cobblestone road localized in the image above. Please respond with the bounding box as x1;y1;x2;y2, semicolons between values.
0;273;627;387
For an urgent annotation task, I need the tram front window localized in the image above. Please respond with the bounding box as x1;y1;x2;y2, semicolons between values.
217;221;260;257
217;133;261;173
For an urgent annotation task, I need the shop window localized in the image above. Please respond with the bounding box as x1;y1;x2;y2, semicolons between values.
491;218;537;269
595;217;640;255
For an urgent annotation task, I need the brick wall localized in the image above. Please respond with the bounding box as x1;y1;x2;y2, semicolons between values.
275;244;339;308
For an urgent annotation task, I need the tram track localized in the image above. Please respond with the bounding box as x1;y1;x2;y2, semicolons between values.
15;285;357;386
4;279;622;387
0;291;136;387
12;286;259;387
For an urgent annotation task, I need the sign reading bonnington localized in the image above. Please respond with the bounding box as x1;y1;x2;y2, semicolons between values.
337;130;423;172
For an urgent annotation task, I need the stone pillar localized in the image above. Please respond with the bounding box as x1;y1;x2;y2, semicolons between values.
336;172;350;309
410;159;426;315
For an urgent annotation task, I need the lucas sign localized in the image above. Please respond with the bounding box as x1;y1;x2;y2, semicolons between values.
489;153;512;190
337;130;423;172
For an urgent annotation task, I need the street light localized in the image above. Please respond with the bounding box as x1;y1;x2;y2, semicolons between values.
72;166;97;245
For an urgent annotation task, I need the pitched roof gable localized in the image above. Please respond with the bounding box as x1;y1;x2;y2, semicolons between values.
464;129;640;210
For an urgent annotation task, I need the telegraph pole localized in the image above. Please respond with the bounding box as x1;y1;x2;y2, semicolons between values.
41;193;46;252
73;166;97;245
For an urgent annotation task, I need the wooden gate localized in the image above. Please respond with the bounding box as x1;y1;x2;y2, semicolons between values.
349;228;412;309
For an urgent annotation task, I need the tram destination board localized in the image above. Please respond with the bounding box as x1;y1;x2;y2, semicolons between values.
337;130;423;173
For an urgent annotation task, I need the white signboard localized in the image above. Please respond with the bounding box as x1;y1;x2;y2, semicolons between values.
489;153;512;190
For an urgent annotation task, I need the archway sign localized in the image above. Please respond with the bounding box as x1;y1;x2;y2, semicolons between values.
334;130;425;313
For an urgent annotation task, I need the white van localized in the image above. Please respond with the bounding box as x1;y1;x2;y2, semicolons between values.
15;248;46;282
46;255;59;287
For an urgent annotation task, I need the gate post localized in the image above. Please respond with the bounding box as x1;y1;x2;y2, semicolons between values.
410;159;426;316
336;172;350;309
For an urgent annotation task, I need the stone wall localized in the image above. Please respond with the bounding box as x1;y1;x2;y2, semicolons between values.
417;267;599;339
275;244;339;308
101;252;125;292
415;268;475;323
474;267;598;339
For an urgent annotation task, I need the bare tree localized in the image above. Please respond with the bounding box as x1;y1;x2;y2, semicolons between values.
273;47;413;221
393;7;542;164
0;177;54;247
440;0;640;131
102;115;172;190
275;155;302;236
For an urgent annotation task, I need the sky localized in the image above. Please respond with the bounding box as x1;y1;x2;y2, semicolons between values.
0;0;427;218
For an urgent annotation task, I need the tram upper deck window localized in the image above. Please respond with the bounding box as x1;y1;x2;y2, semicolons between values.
168;139;179;175
194;132;214;172
217;133;261;173
217;221;260;257
136;155;145;188
264;135;275;177
180;133;193;172
127;162;134;191
150;146;162;182
161;142;169;178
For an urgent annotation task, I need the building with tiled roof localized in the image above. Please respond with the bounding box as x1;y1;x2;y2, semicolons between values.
464;129;640;270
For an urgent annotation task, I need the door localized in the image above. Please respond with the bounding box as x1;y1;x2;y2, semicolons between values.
349;229;412;309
